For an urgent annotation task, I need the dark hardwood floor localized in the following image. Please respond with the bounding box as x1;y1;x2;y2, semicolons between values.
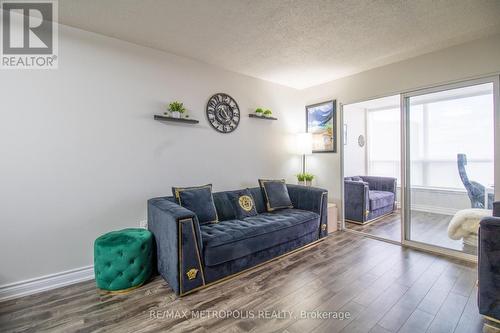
0;232;484;333
346;210;477;255
346;211;402;242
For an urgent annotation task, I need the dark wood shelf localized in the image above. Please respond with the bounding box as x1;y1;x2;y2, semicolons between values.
154;115;199;124
249;114;277;120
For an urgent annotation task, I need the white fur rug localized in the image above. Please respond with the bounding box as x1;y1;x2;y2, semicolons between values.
447;209;492;244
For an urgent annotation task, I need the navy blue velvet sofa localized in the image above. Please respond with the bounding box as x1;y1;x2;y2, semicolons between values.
344;176;397;224
148;185;328;296
478;201;500;324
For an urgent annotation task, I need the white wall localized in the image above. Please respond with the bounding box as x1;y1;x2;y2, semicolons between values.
0;25;304;286
302;33;500;210
343;105;366;176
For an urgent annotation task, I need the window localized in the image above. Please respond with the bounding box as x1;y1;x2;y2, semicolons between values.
367;107;401;183
408;83;494;189
366;83;494;190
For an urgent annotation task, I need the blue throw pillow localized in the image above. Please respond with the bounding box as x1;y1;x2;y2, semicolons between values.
172;184;219;224
258;179;293;212
227;189;258;219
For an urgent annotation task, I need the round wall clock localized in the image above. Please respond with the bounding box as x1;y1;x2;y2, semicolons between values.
206;93;240;133
358;135;365;147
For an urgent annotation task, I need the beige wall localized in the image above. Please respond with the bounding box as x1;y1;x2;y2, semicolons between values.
302;33;500;210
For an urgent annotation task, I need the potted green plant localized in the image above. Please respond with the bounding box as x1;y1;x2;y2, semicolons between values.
296;173;306;186
263;109;273;118
166;101;186;118
255;108;264;117
304;173;315;186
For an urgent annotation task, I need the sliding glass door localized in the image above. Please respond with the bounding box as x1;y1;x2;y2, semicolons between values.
340;75;498;259
342;96;401;242
402;78;498;257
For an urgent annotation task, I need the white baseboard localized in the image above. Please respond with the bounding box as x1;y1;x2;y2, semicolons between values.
411;204;458;216
0;266;94;302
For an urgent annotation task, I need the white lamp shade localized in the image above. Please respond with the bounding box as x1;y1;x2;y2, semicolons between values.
296;132;312;155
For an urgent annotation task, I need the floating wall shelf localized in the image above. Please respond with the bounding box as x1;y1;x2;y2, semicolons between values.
154;115;199;124
249;114;277;121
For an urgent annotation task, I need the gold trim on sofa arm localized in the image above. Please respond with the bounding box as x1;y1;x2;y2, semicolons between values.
318;192;328;237
178;237;325;297
178;218;206;295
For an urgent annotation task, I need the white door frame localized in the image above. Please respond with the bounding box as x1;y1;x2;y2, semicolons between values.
400;75;499;262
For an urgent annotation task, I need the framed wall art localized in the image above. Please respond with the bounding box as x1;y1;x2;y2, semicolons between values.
306;100;336;153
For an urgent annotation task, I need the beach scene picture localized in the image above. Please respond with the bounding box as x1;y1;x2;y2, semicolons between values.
306;100;336;152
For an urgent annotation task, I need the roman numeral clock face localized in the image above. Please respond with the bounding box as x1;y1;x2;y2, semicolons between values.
206;93;240;133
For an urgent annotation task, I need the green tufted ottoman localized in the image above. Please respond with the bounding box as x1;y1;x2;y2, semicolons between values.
94;228;153;292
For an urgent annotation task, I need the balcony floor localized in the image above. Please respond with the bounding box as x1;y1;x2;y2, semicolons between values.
346;210;477;256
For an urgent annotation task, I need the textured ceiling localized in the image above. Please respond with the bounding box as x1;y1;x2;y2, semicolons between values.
58;0;500;89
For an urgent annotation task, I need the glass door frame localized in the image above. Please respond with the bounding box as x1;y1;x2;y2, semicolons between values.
400;75;499;262
339;98;403;246
339;74;499;262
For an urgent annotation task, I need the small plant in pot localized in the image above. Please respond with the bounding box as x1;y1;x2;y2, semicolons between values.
296;173;306;186
255;108;264;117
166;101;186;118
263;109;273;118
304;173;315;186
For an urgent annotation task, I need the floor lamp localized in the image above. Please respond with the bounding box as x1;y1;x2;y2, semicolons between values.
297;133;312;174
